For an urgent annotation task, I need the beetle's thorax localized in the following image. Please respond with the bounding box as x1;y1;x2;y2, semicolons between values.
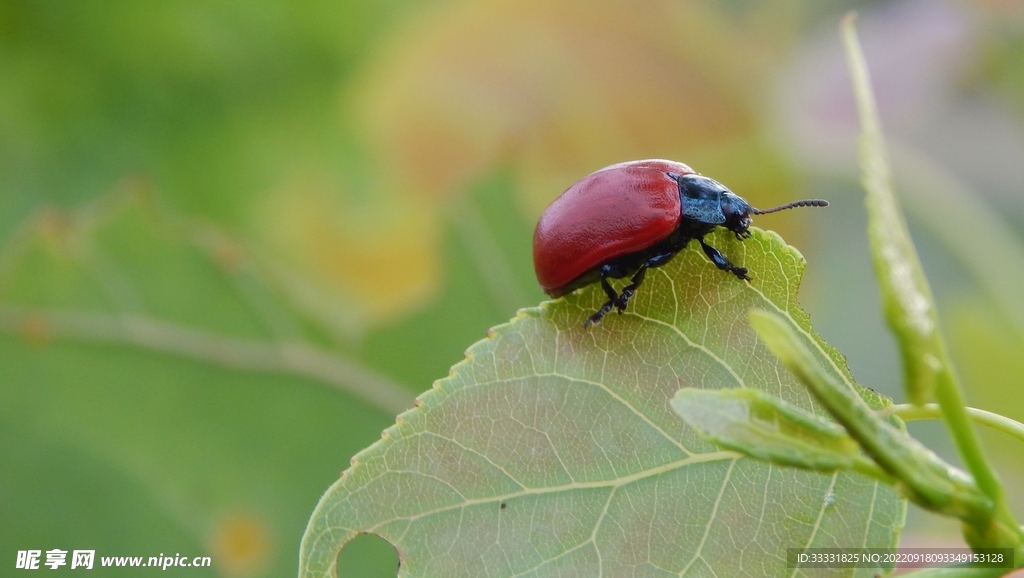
673;174;753;237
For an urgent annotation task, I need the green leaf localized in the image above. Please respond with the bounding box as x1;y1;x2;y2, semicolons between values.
841;14;946;406
748;308;991;525
670;388;887;479
301;228;905;578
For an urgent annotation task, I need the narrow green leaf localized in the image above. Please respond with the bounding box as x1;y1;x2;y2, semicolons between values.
841;13;945;406
749;308;992;524
843;14;1021;551
301;228;905;578
671;387;888;480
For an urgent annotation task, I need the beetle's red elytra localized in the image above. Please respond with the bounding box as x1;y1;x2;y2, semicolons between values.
532;159;828;327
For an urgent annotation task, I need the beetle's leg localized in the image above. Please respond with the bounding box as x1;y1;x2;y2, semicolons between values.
612;251;675;313
584;265;620;327
698;237;750;281
598;267;619;302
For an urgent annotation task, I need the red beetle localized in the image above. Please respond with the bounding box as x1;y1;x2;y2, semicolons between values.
533;159;827;326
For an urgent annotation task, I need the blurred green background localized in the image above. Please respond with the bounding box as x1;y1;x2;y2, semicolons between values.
1;0;1022;576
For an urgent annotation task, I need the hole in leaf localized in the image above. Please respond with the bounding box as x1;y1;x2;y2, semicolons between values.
335;532;399;578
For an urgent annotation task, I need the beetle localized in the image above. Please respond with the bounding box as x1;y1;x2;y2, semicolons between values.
533;159;827;327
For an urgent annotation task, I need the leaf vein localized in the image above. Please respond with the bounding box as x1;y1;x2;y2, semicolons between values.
625;314;746;390
546;372;695;456
678;458;737;577
392;452;738;526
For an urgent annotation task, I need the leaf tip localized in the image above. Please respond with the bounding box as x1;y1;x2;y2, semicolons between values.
746;307;778;333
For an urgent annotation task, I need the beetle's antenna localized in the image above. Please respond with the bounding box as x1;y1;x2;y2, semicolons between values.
751;199;829;214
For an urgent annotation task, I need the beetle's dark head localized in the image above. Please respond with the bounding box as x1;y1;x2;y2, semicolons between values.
720;191;755;238
673;173;829;240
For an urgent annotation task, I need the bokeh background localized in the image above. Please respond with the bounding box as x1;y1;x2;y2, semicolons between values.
1;0;1022;576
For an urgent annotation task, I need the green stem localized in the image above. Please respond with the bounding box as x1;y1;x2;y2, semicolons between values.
851;456;895;485
934;368;1023;548
889;404;1024;446
841;13;1021;551
749;309;992;523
